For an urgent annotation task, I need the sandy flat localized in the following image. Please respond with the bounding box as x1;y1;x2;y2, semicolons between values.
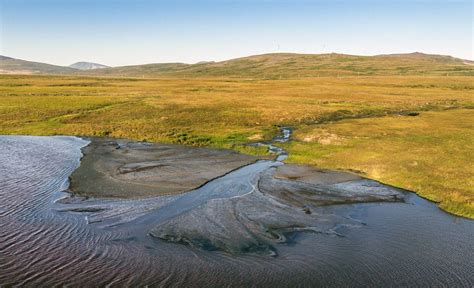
68;138;257;198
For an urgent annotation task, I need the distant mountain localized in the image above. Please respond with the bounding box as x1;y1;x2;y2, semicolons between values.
0;56;76;74
2;52;473;78
69;62;109;70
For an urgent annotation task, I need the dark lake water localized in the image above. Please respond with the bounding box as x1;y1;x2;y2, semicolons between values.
0;136;472;287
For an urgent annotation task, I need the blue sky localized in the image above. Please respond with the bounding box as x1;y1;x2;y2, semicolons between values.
0;0;472;66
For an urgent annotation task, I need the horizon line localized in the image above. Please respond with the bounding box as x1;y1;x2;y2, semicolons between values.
2;50;473;68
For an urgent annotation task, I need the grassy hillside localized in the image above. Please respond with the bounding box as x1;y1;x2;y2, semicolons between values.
81;52;474;78
0;56;76;75
0;74;473;218
2;53;473;78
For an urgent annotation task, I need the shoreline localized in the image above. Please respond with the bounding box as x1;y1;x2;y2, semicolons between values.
61;134;410;254
1;123;473;287
6;133;467;220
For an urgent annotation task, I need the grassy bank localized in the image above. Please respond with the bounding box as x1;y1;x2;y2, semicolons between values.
283;109;473;218
0;74;472;217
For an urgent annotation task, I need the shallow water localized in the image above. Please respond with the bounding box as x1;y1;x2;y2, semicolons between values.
0;135;473;287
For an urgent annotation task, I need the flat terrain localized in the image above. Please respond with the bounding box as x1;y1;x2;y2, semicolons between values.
69;138;256;198
0;73;472;217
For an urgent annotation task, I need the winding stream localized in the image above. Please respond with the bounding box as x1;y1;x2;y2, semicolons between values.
0;132;473;286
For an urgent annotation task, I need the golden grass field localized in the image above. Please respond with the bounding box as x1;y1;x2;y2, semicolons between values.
0;74;472;218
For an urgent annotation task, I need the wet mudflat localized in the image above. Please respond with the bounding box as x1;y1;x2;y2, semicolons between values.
0;134;473;287
68;138;257;198
65;128;403;254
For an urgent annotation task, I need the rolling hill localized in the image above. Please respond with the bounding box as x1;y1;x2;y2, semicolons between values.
77;52;474;78
0;56;77;75
1;52;473;78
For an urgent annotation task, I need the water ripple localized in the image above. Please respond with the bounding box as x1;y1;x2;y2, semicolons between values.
0;135;472;287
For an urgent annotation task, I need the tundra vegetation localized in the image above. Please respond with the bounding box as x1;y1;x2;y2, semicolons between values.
0;53;472;218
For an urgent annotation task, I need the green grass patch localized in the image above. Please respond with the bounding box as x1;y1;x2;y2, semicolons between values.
285;109;474;218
